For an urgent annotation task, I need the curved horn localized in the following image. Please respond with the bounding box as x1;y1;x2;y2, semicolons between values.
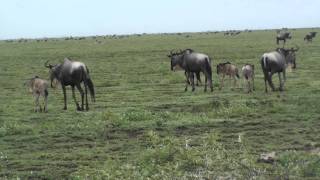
44;60;53;68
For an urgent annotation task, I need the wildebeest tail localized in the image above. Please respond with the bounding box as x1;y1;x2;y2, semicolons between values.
86;78;95;102
205;57;212;78
83;66;95;102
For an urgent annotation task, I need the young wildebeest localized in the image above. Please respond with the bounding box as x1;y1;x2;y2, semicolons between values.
216;62;240;90
168;50;213;92
276;32;291;46
241;64;255;93
25;76;49;112
45;58;95;111
261;48;293;92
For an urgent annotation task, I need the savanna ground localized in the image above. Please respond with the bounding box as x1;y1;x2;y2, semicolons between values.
0;28;320;179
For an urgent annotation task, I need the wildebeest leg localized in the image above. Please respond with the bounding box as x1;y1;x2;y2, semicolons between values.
184;71;190;85
34;94;40;112
190;73;195;92
76;84;85;110
185;72;190;92
252;77;255;91
267;72;275;91
44;94;48;113
278;72;283;91
219;75;225;90
196;72;201;86
264;75;268;93
62;85;67;110
84;83;89;111
71;85;81;111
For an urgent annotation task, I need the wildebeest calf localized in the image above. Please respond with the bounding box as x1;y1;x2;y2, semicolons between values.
25;76;49;112
217;61;240;90
241;64;255;93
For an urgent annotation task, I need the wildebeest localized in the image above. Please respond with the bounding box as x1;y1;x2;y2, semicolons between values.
276;32;291;45
216;62;240;90
304;32;317;43
168;50;213;92
260;48;293;92
45;58;95;111
241;64;255;93
25;76;49;112
170;49;203;86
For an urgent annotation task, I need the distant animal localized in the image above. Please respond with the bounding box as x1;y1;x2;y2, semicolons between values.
260;48;294;92
45;58;95;111
276;32;292;45
241;64;255;93
168;50;213;92
25;76;49;112
304;32;317;43
216;61;240;90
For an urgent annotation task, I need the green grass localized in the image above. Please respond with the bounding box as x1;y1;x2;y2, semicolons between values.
1;28;320;179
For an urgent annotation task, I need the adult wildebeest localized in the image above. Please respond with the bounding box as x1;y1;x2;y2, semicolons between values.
25;76;49;112
304;32;317;43
276;32;292;45
260;48;294;92
170;49;203;86
216;62;240;90
241;64;255;93
45;58;95;111
168;50;213;92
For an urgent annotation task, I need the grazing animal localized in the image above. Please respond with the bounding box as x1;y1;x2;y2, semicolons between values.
304;32;317;43
260;48;292;92
45;58;95;111
25;76;49;112
276;32;292;45
216;62;240;90
168;50;213;92
241;64;255;93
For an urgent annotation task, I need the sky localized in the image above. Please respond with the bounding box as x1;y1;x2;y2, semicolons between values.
1;0;319;39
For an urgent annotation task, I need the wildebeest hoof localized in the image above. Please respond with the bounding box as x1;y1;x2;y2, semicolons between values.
63;107;67;110
77;107;82;111
184;88;188;92
192;88;195;92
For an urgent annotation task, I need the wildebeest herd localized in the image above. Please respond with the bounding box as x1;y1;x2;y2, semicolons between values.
24;30;316;112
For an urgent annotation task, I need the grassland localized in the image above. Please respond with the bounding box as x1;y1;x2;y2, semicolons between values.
0;28;320;179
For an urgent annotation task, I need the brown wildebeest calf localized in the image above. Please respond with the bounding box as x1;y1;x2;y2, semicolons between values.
25;76;49;112
217;61;240;90
241;64;255;93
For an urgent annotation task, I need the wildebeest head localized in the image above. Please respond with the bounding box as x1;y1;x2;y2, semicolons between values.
168;50;184;71
44;60;61;87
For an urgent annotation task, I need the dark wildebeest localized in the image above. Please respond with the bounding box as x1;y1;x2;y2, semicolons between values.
216;62;240;90
25;76;49;112
45;58;95;111
170;49;203;86
260;48;294;92
168;50;213;92
304;32;317;43
276;32;292;45
241;64;255;93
